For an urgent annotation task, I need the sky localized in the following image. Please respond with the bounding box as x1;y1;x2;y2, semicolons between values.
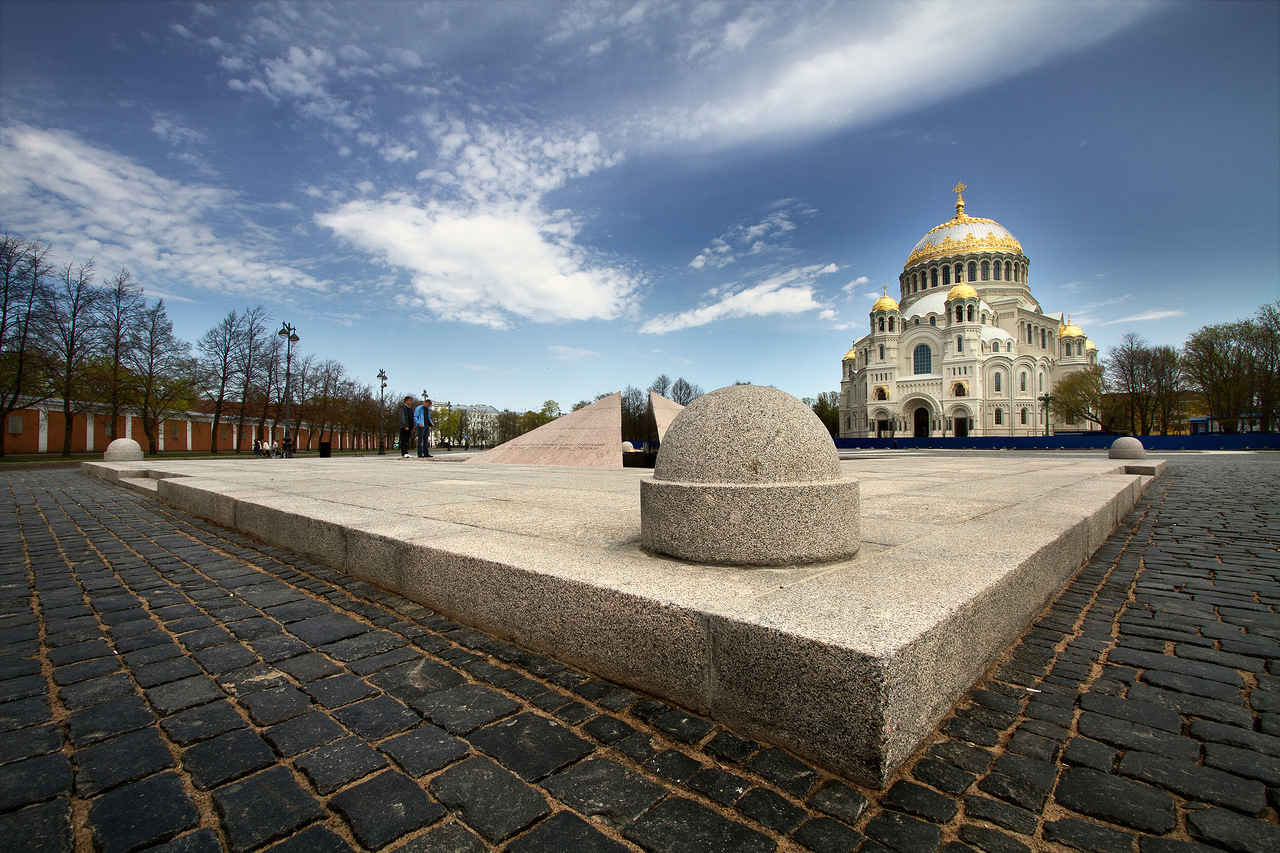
1;0;1277;412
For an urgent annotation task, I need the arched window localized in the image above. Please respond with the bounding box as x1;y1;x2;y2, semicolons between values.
929;316;937;326
955;263;963;283
955;306;963;322
913;344;932;374
993;260;1001;280
953;382;966;396
1020;372;1027;392
931;268;939;288
888;317;895;331
995;408;1003;425
981;260;990;281
874;387;888;400
1041;328;1047;348
912;273;918;291
981;313;987;324
878;344;884;360
956;336;963;353
943;265;951;286
968;261;977;281
1005;261;1012;280
966;305;974;322
1020;408;1027;424
994;373;1002;392
1027;325;1033;344
878;317;885;332
1039;373;1044;391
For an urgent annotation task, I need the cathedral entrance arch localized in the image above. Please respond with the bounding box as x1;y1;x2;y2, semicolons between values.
954;416;969;438
913;407;930;438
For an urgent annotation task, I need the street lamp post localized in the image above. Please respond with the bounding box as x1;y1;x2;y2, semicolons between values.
277;322;299;457
377;369;388;455
1039;392;1053;437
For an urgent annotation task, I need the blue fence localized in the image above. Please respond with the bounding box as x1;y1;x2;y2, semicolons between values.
833;433;1280;451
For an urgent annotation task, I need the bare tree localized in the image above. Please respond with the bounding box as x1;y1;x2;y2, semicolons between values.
0;237;54;456
670;377;703;405
94;268;142;440
197;310;242;453
254;335;284;445
648;374;671;398
127;301;195;454
44;259;102;456
232;306;270;451
1147;345;1184;435
621;385;645;442
1105;333;1155;434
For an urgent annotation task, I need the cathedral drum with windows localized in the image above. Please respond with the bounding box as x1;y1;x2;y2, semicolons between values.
840;183;1099;438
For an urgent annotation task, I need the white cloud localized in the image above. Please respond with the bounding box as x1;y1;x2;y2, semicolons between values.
385;47;423;68
1097;310;1186;327
151;114;207;146
0;125;323;295
380;143;418;162
641;262;835;334
548;344;598;360
318;198;636;328
317;116;633;329
842;274;870;294
637;1;1153;150
193;2;217;17
688;199;813;269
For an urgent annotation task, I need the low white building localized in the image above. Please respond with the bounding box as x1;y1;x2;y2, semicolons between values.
841;184;1100;438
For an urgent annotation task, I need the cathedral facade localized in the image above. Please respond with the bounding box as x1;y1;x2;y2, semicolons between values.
840;184;1099;438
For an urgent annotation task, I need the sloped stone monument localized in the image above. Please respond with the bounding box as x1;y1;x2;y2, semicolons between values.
649;390;683;443
470;393;623;467
641;384;859;565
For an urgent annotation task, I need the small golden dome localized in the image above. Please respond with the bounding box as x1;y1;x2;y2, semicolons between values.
843;347;857;361
871;288;899;313
1085;339;1097;352
947;283;978;301
1060;323;1084;338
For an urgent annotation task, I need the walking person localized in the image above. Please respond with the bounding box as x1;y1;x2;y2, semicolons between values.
415;398;435;458
398;395;416;458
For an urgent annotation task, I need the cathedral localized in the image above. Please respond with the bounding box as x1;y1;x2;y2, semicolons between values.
840;184;1099;438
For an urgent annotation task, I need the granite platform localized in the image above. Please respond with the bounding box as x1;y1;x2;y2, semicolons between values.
82;452;1165;787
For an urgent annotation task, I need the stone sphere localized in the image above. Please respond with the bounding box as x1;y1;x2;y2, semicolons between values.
621;441;636;452
655;384;842;485
1108;436;1146;459
642;384;859;566
104;438;144;461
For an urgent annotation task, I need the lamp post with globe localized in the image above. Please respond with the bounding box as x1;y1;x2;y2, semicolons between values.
377;369;388;455
277;322;299;457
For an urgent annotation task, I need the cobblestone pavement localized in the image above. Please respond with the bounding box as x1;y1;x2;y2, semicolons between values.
1;457;1277;852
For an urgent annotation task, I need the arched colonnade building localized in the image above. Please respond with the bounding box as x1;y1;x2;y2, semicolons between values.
840;183;1100;438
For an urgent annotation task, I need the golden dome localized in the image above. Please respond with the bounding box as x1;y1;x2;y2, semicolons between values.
843;347;857;361
871;290;899;313
1060;323;1085;338
1085;339;1097;352
905;183;1023;268
947;283;978;301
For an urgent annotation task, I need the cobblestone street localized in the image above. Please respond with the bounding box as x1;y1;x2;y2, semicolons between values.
1;456;1277;852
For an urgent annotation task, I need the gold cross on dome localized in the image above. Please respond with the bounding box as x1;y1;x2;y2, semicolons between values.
952;181;967;215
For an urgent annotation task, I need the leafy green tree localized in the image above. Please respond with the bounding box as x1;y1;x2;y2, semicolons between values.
1053;366;1120;432
1183;322;1254;433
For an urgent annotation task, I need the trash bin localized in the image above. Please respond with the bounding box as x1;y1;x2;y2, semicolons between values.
318;441;331;458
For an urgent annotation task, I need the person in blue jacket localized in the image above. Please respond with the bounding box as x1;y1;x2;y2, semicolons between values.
414;397;435;458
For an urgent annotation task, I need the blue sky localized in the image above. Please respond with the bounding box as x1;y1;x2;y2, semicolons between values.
2;0;1276;411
